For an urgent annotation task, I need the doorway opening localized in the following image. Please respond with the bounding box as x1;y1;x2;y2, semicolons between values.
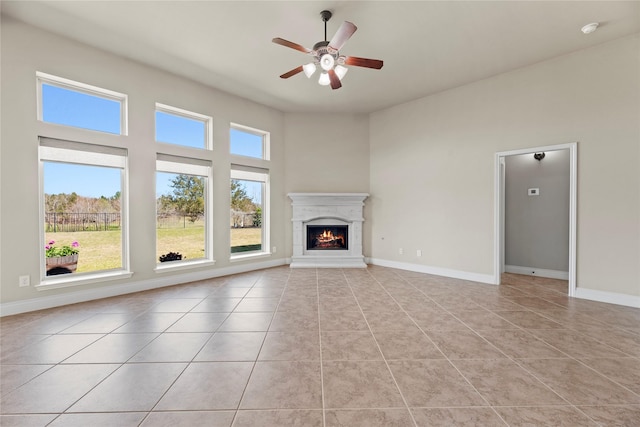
494;143;577;296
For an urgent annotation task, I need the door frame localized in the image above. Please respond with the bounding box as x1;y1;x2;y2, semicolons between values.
493;142;577;296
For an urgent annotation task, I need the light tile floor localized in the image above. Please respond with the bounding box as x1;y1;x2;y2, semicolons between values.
1;266;639;426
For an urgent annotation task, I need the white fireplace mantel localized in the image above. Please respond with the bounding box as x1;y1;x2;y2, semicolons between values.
288;193;369;268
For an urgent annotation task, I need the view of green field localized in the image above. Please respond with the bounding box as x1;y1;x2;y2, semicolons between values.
45;227;261;273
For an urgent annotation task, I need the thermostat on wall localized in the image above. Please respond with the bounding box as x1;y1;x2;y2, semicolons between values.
528;188;540;196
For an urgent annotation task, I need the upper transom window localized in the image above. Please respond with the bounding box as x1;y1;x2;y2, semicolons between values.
37;72;127;135
230;124;269;160
155;103;212;150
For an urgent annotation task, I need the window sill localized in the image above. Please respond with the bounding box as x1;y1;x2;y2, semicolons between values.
155;259;216;273
36;270;133;291
230;251;272;262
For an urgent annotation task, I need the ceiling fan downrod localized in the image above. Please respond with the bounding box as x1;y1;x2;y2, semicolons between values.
320;10;332;42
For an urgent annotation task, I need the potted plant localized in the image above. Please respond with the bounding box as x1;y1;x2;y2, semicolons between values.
159;251;183;262
45;240;79;275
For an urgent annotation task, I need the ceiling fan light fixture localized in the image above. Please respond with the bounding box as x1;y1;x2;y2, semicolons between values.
318;72;330;86
335;65;348;80
272;10;383;89
320;54;335;71
303;62;317;78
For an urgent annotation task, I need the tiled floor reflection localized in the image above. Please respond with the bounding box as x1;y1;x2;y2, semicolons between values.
1;267;639;426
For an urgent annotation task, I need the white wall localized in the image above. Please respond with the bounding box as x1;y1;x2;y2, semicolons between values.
0;17;287;308
283;113;370;256
505;150;570;274
370;34;640;297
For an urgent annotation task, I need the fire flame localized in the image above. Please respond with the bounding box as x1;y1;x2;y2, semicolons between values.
319;229;335;241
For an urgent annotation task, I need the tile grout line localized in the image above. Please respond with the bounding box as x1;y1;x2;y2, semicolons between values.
316;268;327;427
229;269;291;426
342;268;420;427
374;270;533;426
137;280;235;425
393;270;614;426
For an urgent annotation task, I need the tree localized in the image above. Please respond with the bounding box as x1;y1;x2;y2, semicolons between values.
253;206;262;227
230;179;255;212
230;179;258;228
169;174;204;222
45;192;78;213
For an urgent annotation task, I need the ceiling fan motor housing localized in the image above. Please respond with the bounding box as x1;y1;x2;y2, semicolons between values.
312;41;340;65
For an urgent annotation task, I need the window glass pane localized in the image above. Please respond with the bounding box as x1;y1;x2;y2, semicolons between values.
156;111;206;149
230;179;263;253
156;172;206;263
41;84;121;134
44;162;122;275
230;128;264;159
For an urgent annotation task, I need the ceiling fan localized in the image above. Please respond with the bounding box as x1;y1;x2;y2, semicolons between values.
272;10;383;90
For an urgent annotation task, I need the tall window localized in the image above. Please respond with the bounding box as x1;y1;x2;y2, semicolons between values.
156;156;212;265
37;72;127;135
155;104;212;266
40;139;128;277
230;168;268;255
155;103;211;150
229;124;270;257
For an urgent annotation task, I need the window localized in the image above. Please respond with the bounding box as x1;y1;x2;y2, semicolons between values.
230;167;269;256
156;104;211;150
229;124;270;257
37;72;127;135
230;124;269;160
156;155;212;266
40;138;128;279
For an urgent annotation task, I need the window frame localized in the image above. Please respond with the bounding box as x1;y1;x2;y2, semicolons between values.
229;165;270;260
36;71;128;135
38;138;131;289
230;123;270;161
155;154;214;271
155;103;213;150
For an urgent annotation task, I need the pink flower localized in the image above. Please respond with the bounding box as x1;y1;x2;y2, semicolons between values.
49;240;55;245
45;245;51;250
72;241;79;247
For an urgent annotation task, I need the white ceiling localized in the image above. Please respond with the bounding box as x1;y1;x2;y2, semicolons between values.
2;1;639;113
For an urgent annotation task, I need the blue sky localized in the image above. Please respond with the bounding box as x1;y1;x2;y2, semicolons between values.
43;84;263;202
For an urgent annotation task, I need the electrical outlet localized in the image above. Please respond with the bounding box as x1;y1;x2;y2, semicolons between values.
19;275;30;287
398;248;404;255
417;250;422;257
272;246;277;253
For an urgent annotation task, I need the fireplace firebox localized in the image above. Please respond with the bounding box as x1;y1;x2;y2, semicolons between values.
307;226;348;250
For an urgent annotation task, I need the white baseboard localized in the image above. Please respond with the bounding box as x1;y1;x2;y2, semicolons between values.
368;258;496;285
575;287;640;309
0;258;287;317
505;265;569;280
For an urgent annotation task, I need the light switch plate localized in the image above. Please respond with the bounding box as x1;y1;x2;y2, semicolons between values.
528;188;540;196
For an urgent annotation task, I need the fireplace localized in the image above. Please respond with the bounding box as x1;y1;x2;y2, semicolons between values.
289;193;368;268
307;226;348;250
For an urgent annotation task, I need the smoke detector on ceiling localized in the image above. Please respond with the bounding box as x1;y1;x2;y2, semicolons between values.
581;22;599;34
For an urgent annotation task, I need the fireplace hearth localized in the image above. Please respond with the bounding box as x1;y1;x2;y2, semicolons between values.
289;193;368;268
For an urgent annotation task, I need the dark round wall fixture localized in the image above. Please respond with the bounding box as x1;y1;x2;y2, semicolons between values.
534;152;546;161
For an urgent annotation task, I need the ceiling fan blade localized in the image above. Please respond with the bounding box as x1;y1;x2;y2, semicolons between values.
328;69;342;90
280;66;304;79
328;21;357;51
272;37;311;54
344;56;384;69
